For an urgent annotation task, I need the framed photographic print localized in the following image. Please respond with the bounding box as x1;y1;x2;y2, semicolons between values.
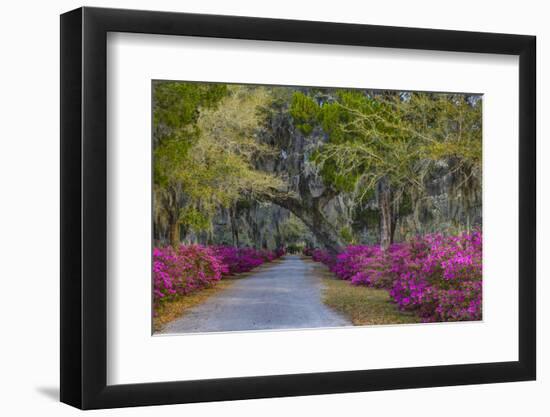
60;6;536;409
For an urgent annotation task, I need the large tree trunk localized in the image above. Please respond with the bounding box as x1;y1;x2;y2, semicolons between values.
305;208;343;253
288;207;341;252
410;189;422;234
230;207;239;246
168;219;180;249
257;188;343;252
250;108;346;251
378;177;393;250
161;184;184;249
245;206;263;248
274;220;282;248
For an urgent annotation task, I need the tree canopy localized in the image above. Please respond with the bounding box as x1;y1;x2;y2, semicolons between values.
153;83;283;246
290;90;482;248
153;81;482;251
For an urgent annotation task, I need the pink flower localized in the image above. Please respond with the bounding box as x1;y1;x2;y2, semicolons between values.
310;230;482;322
153;244;285;314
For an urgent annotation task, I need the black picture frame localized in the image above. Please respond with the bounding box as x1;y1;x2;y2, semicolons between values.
60;6;536;410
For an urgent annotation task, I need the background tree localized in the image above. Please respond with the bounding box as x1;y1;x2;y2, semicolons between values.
154;81;481;251
153;83;283;246
251;87;345;251
153;81;227;246
291;90;481;249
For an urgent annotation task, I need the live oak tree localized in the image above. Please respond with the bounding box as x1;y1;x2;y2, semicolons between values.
189;86;284;237
250;88;345;252
290;90;481;249
153;83;283;247
154;81;481;251
153;81;228;247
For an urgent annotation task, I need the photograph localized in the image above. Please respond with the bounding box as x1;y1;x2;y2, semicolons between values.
152;81;483;334
50;2;540;412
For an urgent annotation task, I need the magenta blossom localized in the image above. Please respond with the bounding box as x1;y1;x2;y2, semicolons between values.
310;230;482;322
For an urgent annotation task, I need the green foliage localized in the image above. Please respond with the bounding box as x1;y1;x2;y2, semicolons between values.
153;81;227;134
398;191;413;217
286;243;305;254
153;81;228;186
315;91;419;193
279;214;310;245
153;82;284;242
289;92;319;136
179;207;210;233
291;90;482;229
309;150;357;192
352;205;379;230
153;81;482;247
340;226;356;244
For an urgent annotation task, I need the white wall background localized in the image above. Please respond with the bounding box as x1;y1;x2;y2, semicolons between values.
0;0;545;415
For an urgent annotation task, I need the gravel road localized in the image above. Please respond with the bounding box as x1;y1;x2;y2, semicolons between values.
160;255;352;334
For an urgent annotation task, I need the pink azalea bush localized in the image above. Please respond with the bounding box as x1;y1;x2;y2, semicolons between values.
153;244;285;312
311;248;336;267
390;232;482;322
153;245;226;305
213;246;282;274
308;231;482;322
274;247;286;258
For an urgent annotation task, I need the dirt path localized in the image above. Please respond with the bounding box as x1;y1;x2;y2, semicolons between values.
160;255;352;334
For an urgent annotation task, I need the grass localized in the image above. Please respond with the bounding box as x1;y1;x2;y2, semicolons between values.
153;277;242;332
321;273;421;326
